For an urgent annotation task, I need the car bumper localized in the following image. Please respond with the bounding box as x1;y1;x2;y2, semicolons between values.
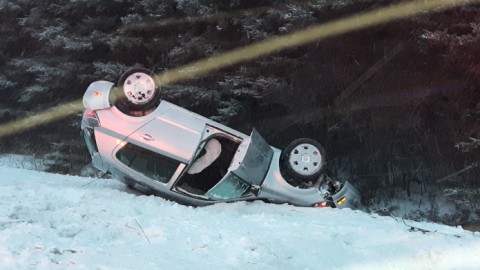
331;181;361;209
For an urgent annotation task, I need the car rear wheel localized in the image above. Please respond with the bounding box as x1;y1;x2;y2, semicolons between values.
113;68;160;116
281;138;325;181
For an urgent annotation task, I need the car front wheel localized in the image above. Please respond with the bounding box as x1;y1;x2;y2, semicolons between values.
281;138;325;181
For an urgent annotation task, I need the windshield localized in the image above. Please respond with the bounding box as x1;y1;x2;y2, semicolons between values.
206;172;250;201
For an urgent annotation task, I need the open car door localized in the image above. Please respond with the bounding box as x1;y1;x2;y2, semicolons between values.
206;129;273;201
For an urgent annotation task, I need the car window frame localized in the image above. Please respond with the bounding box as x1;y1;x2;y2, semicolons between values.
114;142;185;186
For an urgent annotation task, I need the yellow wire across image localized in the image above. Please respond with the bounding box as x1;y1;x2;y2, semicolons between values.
0;0;477;138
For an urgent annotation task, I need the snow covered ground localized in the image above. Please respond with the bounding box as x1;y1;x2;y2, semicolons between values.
0;167;478;270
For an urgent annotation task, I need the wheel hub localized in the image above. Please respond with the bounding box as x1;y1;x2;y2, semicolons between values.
288;143;323;176
301;154;311;163
123;73;156;105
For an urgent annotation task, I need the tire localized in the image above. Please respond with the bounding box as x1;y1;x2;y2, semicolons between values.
281;138;326;181
112;68;160;116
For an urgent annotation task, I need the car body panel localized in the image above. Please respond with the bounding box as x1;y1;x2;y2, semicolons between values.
331;181;361;208
83;81;114;111
126;115;202;163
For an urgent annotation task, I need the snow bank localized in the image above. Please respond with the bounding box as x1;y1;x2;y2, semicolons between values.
0;167;478;270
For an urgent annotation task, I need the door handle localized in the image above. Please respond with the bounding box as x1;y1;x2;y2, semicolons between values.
140;134;154;141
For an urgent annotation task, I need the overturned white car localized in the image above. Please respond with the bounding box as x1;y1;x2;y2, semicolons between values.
81;68;360;208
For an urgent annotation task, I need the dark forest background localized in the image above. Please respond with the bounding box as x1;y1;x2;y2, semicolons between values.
0;0;479;225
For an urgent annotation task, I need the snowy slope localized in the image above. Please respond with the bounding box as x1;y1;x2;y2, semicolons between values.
0;167;478;270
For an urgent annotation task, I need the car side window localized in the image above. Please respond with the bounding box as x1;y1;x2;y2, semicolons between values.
116;143;181;183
